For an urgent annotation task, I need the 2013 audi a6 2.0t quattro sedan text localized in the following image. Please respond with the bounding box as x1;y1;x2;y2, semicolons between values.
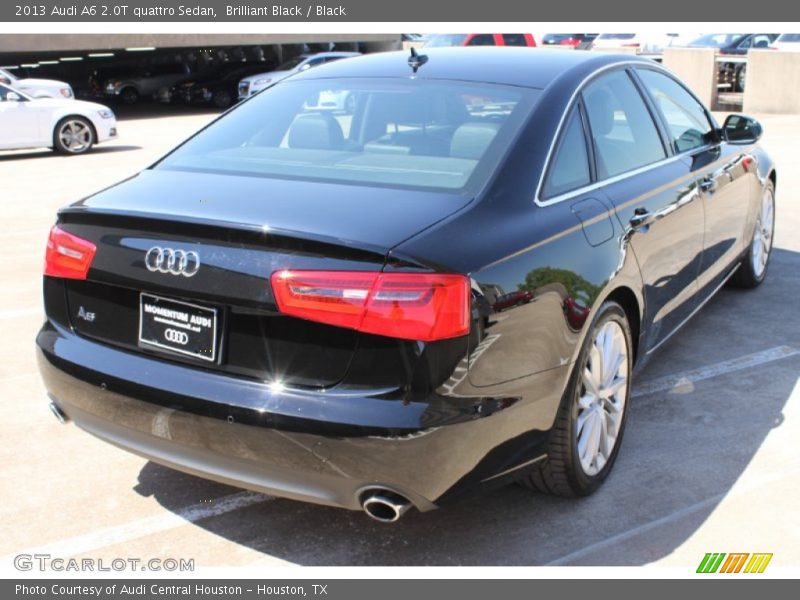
37;48;776;522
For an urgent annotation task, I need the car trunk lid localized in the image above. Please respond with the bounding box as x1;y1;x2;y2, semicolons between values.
54;169;471;387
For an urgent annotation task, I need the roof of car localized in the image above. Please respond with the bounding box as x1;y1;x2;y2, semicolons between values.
292;47;653;89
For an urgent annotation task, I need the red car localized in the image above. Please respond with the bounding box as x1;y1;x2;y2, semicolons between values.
425;34;536;48
492;290;534;311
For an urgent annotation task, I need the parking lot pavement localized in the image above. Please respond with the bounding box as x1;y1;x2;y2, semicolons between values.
1;110;798;569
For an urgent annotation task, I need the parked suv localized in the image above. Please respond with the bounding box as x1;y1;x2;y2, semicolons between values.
424;34;536;47
104;63;192;104
158;64;274;108
0;68;73;99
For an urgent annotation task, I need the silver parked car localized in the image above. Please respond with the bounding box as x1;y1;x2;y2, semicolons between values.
0;68;74;99
104;63;192;104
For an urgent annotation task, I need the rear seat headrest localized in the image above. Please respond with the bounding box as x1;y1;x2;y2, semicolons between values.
288;113;345;150
450;122;500;160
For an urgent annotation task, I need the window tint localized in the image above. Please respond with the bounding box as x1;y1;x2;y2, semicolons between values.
467;34;496;46
502;34;528;46
636;69;714;153
542;108;591;198
582;70;666;179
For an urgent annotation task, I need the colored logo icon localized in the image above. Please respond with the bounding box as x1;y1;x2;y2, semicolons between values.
697;553;773;573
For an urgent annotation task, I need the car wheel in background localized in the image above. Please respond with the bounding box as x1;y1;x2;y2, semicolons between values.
731;180;775;288
735;64;747;93
53;116;95;155
520;301;632;497
212;89;233;108
120;87;139;105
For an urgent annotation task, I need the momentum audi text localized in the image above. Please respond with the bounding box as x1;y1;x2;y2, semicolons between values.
37;48;776;522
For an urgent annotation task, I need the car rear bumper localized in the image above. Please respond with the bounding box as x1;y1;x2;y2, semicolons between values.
36;320;564;512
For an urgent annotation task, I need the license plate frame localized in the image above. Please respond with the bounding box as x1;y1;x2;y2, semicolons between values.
138;293;218;363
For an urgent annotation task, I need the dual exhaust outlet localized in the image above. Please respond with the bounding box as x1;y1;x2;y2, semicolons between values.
360;489;412;523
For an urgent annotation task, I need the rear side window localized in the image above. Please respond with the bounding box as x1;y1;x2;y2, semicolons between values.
582;70;666;179
502;34;528;46
636;69;714;153
467;35;496;46
542;108;591;198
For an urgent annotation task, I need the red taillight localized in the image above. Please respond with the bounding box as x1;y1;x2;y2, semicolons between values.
271;270;470;342
44;226;96;280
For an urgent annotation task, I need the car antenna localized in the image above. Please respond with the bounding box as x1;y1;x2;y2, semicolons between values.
408;47;428;73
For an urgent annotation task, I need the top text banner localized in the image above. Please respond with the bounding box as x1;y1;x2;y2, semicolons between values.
3;0;799;22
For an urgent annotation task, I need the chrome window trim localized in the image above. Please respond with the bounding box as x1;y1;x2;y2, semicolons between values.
533;60;715;208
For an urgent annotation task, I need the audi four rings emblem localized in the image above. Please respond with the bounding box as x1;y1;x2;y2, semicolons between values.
164;328;190;346
144;247;200;277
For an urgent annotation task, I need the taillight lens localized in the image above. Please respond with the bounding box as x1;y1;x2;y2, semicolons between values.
271;270;470;341
44;226;96;280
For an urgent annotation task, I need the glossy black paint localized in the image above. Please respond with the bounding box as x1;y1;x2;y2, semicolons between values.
37;49;776;512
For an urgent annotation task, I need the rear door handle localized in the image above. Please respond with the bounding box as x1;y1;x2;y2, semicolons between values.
629;207;654;230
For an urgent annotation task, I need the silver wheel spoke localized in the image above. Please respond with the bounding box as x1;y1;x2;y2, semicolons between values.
576;407;592;436
575;320;629;476
752;189;774;278
582;367;601;398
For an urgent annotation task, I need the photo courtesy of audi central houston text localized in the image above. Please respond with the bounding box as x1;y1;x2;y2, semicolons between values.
36;47;776;523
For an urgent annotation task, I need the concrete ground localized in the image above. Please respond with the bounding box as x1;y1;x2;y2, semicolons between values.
0;107;798;570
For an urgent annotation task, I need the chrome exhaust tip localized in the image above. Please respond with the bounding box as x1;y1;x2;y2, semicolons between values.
361;490;412;523
48;400;69;425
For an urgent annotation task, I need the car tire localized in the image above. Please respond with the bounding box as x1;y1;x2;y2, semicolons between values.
120;87;139;105
53;116;95;155
519;301;632;497
731;180;775;288
212;89;233;108
734;64;747;93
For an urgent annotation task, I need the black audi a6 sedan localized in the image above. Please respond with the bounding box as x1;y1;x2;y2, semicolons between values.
37;48;776;522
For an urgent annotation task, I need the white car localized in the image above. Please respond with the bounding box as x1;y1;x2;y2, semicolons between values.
237;52;360;100
591;33;688;54
771;33;800;50
0;84;117;154
0;68;74;99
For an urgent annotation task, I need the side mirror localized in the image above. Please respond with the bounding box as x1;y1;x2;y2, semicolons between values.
721;114;763;145
299;63;312;71
5;91;22;102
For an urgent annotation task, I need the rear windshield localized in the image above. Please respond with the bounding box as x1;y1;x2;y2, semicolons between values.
156;78;538;193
